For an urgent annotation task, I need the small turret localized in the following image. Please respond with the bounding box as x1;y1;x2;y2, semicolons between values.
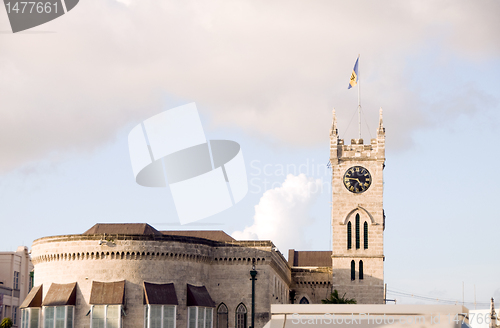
330;109;338;138
375;108;385;161
330;109;341;165
377;108;385;137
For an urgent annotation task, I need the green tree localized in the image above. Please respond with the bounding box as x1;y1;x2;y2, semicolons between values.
321;290;357;304
0;317;13;328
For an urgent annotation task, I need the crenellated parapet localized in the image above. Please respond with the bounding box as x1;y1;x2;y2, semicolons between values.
31;235;286;269
32;249;214;265
329;108;386;164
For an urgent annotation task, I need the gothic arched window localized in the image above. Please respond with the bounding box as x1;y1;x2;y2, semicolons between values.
359;260;364;280
355;214;360;249
364;221;368;249
217;303;228;328
351;260;355;280
299;297;309;304
236;303;247;328
347;222;352;249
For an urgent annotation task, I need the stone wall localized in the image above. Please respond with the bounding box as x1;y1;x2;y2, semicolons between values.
290;267;332;304
31;235;291;328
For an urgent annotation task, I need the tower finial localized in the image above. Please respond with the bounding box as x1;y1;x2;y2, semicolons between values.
377;107;385;135
330;108;338;137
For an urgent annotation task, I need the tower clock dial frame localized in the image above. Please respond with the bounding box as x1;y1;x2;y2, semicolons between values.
343;166;372;193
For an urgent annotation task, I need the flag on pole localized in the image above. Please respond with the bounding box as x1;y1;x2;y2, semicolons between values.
348;56;359;89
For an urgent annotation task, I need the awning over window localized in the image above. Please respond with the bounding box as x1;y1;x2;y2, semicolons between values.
43;282;77;306
89;281;125;305
186;284;215;307
20;285;43;308
143;282;178;305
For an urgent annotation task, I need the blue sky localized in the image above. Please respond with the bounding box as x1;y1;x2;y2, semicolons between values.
1;0;499;308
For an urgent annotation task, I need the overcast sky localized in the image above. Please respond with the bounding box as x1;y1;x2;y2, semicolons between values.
1;0;499;308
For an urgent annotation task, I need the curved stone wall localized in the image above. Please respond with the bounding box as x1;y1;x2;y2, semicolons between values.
31;234;282;328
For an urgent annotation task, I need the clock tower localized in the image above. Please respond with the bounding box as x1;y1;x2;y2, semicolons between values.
330;108;385;304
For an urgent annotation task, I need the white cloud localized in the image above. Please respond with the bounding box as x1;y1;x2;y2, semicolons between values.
232;174;322;252
0;0;499;172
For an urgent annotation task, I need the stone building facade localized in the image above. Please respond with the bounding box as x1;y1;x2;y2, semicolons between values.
0;246;34;327
22;224;291;328
20;110;387;328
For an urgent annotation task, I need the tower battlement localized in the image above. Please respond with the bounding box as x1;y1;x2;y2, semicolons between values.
333;139;383;161
329;109;385;165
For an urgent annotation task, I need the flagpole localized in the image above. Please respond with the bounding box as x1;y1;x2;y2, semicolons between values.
358;54;361;140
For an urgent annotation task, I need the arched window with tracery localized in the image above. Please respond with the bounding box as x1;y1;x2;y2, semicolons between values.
235;303;247;328
359;260;364;280
299;297;309;304
217;303;228;328
364;221;368;249
347;222;352;249
351;260;355;280
355;214;360;249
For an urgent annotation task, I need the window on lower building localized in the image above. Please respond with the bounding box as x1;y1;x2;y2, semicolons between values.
299;297;309;304
43;306;74;328
22;308;28;328
5;305;11;319
13;306;18;325
216;304;228;328
188;307;213;328
91;305;122;328
235;304;246;328
144;305;176;328
359;260;364;280
351;260;355;280
44;307;54;328
21;308;40;328
29;272;34;291
14;271;19;290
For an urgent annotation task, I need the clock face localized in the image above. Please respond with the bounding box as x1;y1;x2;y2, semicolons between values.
343;166;372;193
